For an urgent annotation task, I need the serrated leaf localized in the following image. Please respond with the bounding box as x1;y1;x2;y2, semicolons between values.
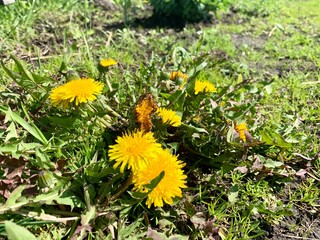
5;185;26;206
118;218;142;239
18;142;42;152
5;221;37;240
1;61;21;82
261;130;292;148
183;124;208;138
167;90;186;111
11;55;35;82
0;106;48;144
260;130;274;145
5;122;18;142
85;161;115;180
56;191;85;210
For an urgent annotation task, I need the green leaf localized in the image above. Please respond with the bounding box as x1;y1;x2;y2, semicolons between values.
0;142;18;153
18;142;42;152
0;106;48;145
56;191;85;210
5;185;26;207
5;221;37;240
264;159;283;169
131;171;165;200
5;122;18;142
0;61;21;82
11;55;35;82
237;74;243;84
261;130;292;148
161;90;186;111
228;185;239;204
118;218;142;239
264;84;273;94
81;206;96;226
46;116;80;128
182;124;208;138
85;161;116;180
195;61;208;72
260;130;274;145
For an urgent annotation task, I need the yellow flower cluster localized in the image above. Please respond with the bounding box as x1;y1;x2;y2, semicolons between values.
108;130;187;208
194;80;217;95
234;122;247;142
134;94;182;131
50;78;104;108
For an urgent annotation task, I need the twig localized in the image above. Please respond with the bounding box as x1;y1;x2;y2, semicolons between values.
110;173;133;202
292;153;313;161
106;31;113;47
16;210;119;225
306;171;320;182
277;233;318;240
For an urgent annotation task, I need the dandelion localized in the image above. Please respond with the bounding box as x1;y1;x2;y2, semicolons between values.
170;71;188;87
50;85;69;108
234;122;247;142
134;93;157;132
132;148;187;208
169;71;188;81
100;58;117;67
108;131;162;173
157;108;182;127
194;80;217;95
50;78;104;108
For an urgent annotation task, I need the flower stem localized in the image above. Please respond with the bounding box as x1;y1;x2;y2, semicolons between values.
105;173;133;205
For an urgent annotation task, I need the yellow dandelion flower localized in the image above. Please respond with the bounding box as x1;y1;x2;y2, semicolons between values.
134;93;158;132
50;85;70;108
169;71;188;87
194;80;217;95
157;108;182;127
132;148;187;208
50;78;104;108
169;71;188;81
234;122;247;142
100;58;117;67
108;131;162;173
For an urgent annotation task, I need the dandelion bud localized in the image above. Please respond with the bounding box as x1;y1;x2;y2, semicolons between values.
38;170;56;189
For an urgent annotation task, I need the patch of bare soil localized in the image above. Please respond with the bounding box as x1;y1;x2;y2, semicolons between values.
266;184;320;240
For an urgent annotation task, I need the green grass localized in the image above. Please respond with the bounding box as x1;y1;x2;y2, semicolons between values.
0;0;320;239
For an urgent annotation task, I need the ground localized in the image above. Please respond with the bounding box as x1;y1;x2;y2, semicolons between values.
0;0;319;239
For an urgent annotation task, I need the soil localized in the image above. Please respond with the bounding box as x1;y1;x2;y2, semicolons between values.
265;184;320;240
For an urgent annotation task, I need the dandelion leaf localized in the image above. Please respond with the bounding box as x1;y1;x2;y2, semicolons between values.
5;221;37;240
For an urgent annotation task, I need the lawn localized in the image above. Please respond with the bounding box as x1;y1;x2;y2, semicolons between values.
0;0;319;239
